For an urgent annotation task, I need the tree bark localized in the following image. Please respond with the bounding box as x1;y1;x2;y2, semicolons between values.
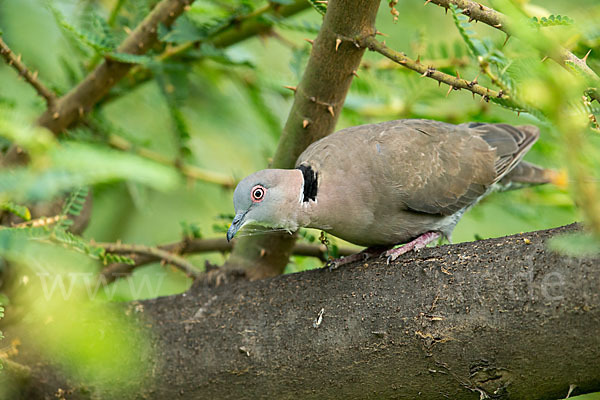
8;223;600;399
224;0;381;279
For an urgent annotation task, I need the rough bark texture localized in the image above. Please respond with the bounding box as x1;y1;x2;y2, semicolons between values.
8;223;600;399
224;0;381;279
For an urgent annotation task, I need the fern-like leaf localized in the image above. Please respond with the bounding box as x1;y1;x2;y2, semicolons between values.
1;202;31;221
180;221;203;239
449;4;488;58
101;252;136;265
47;3;115;54
531;15;574;28
55;187;88;231
307;0;327;16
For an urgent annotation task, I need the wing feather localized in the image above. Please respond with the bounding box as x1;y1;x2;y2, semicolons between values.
296;119;539;218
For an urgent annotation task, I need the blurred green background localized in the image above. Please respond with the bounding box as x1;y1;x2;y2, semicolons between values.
1;0;600;397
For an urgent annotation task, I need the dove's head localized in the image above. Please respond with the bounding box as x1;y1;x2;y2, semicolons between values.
227;169;305;241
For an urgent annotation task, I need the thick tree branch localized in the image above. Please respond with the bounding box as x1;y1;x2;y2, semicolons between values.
224;0;382;279
37;0;195;134
424;0;600;86
0;36;57;107
11;224;600;399
361;36;521;107
99;237;356;283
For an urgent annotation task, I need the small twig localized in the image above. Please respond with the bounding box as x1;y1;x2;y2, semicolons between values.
100;237;357;283
107;134;236;188
361;36;521;107
0;36;57;107
99;242;201;279
369;55;470;70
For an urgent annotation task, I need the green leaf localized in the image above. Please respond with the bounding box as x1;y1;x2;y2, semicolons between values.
47;3;115;53
61;187;89;218
158;17;207;44
449;4;488;58
53;142;180;191
191;44;255;68
548;232;600;258
0;142;179;202
531;14;574;27
54;187;89;231
0;107;56;156
307;0;327;15
180;221;203;239
1;202;31;220
262;15;321;34
102;253;136;265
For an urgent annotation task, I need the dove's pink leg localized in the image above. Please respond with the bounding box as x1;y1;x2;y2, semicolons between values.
384;231;442;263
326;246;386;270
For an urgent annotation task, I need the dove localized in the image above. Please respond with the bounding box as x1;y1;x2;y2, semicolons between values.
227;119;551;265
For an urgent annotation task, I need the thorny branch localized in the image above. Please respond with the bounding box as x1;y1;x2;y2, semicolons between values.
361;36;520;107
100;237;356;283
0;36;57;106
37;0;197;134
423;0;600;100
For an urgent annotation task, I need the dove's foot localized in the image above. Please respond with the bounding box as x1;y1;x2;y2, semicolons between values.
325;246;386;270
384;231;442;264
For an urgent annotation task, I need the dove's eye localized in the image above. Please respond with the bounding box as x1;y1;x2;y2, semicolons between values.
251;185;266;203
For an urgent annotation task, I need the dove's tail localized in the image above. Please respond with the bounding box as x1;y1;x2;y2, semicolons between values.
496;161;559;191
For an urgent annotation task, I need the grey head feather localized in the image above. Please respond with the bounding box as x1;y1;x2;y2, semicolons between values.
227;169;304;241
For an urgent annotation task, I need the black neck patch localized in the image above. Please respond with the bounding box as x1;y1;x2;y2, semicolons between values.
296;164;318;202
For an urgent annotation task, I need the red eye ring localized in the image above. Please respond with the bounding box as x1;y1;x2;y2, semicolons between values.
251;185;266;203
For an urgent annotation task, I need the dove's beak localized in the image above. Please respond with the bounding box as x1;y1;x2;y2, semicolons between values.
227;211;247;242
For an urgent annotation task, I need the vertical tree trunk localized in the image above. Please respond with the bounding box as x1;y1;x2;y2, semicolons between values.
225;0;381;279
